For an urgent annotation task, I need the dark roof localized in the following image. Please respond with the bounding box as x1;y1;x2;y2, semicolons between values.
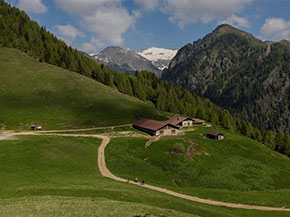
207;131;223;136
193;118;205;124
133;119;179;131
165;116;192;125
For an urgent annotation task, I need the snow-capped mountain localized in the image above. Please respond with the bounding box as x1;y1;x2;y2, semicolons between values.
137;47;178;70
90;46;178;76
92;46;160;75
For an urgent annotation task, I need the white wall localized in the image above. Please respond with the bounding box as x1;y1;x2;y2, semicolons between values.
182;120;193;127
158;128;179;136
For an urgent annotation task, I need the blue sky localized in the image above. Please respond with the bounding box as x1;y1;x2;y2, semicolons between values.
5;0;290;52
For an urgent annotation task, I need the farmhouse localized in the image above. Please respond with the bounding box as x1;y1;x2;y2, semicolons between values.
166;116;205;128
207;131;224;140
133;119;180;136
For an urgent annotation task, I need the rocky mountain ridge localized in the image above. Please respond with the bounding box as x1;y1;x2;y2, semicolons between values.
91;46;178;76
163;24;290;132
91;46;160;75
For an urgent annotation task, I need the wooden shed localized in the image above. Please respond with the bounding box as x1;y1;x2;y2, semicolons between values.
206;131;224;140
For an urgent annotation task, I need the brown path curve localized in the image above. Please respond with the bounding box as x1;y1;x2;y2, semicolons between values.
97;135;290;212
3;131;290;212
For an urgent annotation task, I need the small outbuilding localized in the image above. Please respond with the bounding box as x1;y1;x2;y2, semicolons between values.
206;131;224;140
133;119;180;136
30;125;36;130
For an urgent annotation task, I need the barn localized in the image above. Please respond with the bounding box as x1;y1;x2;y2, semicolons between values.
207;131;224;140
133;119;180;136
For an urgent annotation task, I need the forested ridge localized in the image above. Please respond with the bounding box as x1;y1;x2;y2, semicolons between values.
163;24;290;134
0;1;289;156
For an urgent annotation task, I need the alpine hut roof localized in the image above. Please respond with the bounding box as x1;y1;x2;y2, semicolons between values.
207;131;223;136
165;116;192;125
192;118;205;124
133;119;178;131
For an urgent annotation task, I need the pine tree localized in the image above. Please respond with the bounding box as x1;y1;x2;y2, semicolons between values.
264;130;276;149
275;131;285;153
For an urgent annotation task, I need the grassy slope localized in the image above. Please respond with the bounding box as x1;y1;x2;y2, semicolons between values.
0;47;162;130
1;136;288;217
106;125;290;208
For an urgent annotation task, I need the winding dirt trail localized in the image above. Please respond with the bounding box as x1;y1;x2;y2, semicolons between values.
2;130;290;212
97;135;290;212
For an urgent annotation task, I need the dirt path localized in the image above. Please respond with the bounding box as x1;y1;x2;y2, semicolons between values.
38;124;132;133
2;131;290;212
97;135;290;212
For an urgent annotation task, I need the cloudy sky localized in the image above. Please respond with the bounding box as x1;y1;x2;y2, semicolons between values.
6;0;290;52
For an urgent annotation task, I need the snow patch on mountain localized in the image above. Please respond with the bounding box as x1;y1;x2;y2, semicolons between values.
137;47;178;70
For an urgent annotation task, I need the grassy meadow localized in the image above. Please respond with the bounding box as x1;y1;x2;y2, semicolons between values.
0;47;289;216
0;47;162;130
106;125;290;208
1;135;289;217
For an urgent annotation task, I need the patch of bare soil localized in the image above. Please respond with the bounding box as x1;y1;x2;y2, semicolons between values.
0;135;16;141
145;136;160;148
181;138;208;158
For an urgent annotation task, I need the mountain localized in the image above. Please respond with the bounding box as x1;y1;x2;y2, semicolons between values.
92;46;161;75
137;47;178;71
91;46;178;76
163;24;290;132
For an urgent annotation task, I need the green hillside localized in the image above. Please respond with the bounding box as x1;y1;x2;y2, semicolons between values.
0;47;162;130
0;135;288;217
106;125;290;208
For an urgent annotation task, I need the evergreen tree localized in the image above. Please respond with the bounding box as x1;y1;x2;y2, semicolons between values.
264;130;276;150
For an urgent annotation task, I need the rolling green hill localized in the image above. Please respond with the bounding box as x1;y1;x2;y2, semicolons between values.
106;125;290;208
0;47;162;130
1;135;289;217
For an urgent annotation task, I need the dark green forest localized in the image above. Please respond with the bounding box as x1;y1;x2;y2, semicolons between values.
0;1;289;156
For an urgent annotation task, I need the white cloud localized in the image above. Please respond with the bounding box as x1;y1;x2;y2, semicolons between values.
219;14;250;28
53;24;85;45
160;0;252;28
134;0;159;11
17;0;47;14
261;17;290;40
81;37;105;53
54;0;122;16
54;0;135;48
82;6;134;45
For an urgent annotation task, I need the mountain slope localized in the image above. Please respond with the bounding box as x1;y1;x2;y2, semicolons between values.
137;47;178;70
163;24;290;132
93;46;161;75
0;47;162;130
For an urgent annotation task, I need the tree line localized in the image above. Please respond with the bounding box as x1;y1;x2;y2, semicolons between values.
0;1;289;156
